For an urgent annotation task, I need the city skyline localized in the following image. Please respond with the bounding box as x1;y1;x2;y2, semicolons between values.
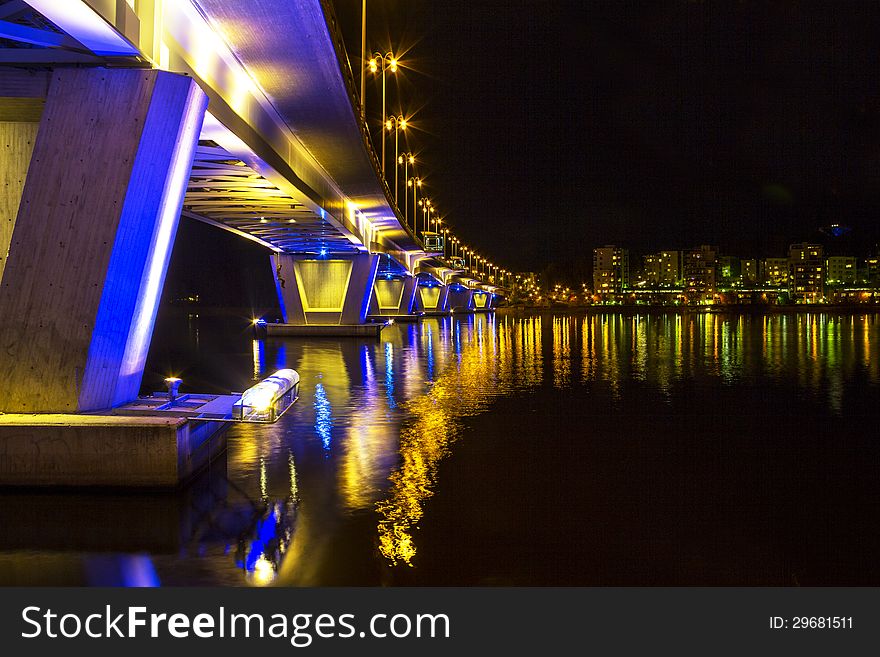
328;1;880;271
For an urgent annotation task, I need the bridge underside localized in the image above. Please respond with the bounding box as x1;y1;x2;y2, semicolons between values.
185;139;360;255
0;0;503;416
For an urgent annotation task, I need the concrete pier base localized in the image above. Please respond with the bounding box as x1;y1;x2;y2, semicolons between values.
367;314;422;323
266;323;385;338
0;414;227;488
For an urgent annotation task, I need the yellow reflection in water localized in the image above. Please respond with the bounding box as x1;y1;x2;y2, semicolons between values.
376;315;537;567
373;311;880;569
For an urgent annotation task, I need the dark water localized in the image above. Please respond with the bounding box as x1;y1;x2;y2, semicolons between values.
1;310;879;586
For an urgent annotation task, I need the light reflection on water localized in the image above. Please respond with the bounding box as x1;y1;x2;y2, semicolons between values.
0;311;878;586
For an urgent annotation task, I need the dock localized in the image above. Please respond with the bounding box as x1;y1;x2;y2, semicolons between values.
0;394;237;488
266;323;386;338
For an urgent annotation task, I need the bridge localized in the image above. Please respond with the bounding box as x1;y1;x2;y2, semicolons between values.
0;0;503;415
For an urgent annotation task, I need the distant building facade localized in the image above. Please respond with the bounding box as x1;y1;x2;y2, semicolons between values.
717;256;741;286
642;250;681;287
741;259;758;285
788;242;824;302
593;246;629;294
761;258;789;287
682;245;718;297
825;256;858;286
863;250;879;286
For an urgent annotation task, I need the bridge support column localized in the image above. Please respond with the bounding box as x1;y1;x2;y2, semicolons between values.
372;275;418;316
272;252;380;326
448;286;475;312
416;283;450;313
0;69;207;413
0;121;38;285
473;291;491;310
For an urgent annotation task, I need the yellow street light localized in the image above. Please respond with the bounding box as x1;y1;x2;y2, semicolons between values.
369;51;400;174
386;116;407;202
398;152;415;224
409;176;423;235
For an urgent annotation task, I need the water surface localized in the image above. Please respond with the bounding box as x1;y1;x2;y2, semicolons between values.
1;310;878;586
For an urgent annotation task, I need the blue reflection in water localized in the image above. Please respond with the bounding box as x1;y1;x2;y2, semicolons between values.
314;381;332;450
361;345;376;388
384;341;396;409
275;341;287;371
83;555;160;587
425;324;434;381
234;499;298;586
240;505;281;573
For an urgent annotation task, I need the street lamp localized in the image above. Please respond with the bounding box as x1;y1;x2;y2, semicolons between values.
398;152;414;209
383;122;406;201
368;51;399;173
408;176;422;233
360;1;367;118
426;202;436;238
418;197;432;240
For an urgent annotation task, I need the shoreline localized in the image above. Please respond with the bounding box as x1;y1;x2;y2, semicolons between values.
496;304;880;316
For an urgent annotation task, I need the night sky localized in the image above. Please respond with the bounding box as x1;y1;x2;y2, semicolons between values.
167;1;880;301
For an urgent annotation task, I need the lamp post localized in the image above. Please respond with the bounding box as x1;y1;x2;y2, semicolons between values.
398;152;414;208
418;197;432;240
368;52;398;173
360;1;367;118
426;202;435;237
385;116;407;194
408;176;422;233
428;216;442;253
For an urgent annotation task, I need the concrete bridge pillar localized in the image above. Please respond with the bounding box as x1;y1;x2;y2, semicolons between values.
272;252;380;325
448;286;475;311
0;68;207;413
415;282;450;313
371;275;418;316
473;291;491;310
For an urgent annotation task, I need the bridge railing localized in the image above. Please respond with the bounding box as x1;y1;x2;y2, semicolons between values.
320;0;427;254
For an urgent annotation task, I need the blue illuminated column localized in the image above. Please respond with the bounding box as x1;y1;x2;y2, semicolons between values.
399;276;418;314
0;69;207;413
415;281;451;313
447;285;475;311
371;274;418;316
272;252;380;325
